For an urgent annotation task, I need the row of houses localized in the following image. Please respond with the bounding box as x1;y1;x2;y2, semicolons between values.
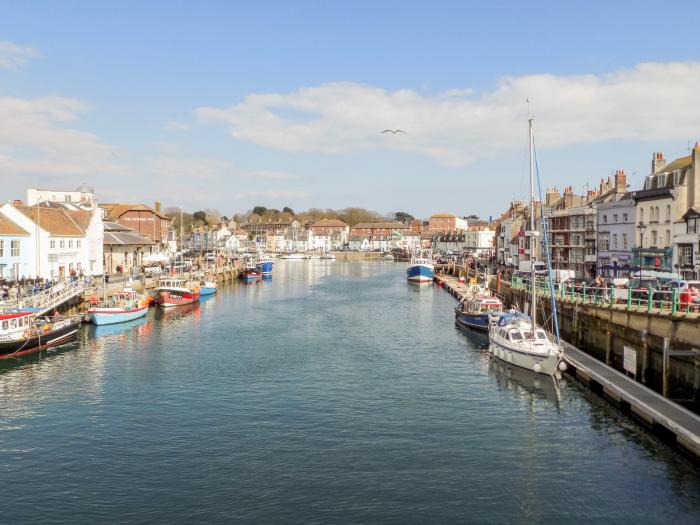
187;216;495;256
495;144;700;280
0;188;170;281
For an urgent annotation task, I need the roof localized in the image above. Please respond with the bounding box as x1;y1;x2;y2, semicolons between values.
352;222;410;229
309;219;349;228
100;203;169;221
429;213;458;219
654;155;692;175
0;214;29;236
103;230;156;246
104;221;134;232
14;205;89;237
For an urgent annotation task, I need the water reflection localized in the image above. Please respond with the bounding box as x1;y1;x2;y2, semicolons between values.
488;357;561;409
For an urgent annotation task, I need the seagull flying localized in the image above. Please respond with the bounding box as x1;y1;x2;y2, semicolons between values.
381;129;407;134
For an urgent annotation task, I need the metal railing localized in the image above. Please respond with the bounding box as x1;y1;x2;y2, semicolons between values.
509;275;700;315
16;278;88;312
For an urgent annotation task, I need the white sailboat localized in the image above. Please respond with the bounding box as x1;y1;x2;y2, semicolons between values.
489;117;565;377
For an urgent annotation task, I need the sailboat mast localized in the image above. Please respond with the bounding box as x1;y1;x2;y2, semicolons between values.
529;117;537;333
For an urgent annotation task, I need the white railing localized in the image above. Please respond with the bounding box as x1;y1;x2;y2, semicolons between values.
17;279;88;313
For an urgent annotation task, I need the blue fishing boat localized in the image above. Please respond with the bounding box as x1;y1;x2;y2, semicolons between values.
87;290;149;325
199;276;217;295
406;250;434;283
455;296;503;332
256;254;274;275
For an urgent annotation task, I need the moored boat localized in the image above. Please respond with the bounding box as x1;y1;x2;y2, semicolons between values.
320;253;336;260
407;250;434;283
0;310;80;358
153;277;200;307
455;295;503;332
282;253;304;260
199;275;218;295
256;254;274;274
87;289;149;325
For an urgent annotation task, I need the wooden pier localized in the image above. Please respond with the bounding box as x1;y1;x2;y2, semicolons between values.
434;272;700;459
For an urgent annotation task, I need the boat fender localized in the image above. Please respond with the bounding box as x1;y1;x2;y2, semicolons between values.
90;295;99;305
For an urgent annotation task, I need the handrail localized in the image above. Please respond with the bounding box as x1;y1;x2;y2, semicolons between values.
508;275;700;315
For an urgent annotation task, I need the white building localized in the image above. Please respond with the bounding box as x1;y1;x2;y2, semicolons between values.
27;185;96;209
0;202;104;279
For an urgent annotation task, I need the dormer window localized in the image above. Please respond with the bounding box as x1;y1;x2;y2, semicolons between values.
658;173;667;187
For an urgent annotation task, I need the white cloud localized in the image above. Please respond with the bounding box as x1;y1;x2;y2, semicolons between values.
196;62;700;166
164;120;190;131
238;170;295;180
0;96;123;181
0;40;40;70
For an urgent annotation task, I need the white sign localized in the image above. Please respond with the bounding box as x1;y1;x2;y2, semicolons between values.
623;346;637;375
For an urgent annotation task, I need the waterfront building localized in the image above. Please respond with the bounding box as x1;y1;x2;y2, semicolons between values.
103;221;156;274
308;219;350;249
100;202;171;249
632;148;700;274
427;213;469;233
596;191;636;278
393;231;421;251
27;185;97;209
0;214;30;280
350;221;410;238
0;202;104;279
673;208;700;279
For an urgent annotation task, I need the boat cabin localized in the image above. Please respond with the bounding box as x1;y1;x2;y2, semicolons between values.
464;297;502;313
494;325;549;345
0;311;33;335
158;278;186;288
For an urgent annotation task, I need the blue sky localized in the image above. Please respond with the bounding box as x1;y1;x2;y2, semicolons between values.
1;1;698;218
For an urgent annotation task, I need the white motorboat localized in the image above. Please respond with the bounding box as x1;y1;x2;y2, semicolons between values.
281;253;305;260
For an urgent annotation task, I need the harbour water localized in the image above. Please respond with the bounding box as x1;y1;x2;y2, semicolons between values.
1;261;699;523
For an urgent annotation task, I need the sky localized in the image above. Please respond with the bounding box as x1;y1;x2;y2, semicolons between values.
1;1;699;219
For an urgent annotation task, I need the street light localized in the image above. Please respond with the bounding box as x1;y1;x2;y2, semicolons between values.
636;222;647;279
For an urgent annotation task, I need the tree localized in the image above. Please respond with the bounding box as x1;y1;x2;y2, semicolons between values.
283;206;295;216
252;206;267;216
193;210;207;224
394;211;414;224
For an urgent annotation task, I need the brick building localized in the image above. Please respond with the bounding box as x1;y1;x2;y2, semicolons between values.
100;202;171;247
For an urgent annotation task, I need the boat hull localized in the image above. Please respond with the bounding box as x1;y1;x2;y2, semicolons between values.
455;311;492;332
199;286;217;296
88;305;148;325
256;261;273;274
0;319;80;358
156;289;199;307
241;271;261;281
488;338;561;376
407;263;434;283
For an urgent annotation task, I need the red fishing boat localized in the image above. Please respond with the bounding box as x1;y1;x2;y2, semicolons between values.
153;277;200;307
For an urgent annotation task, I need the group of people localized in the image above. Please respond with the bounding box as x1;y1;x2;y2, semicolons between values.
0;278;53;302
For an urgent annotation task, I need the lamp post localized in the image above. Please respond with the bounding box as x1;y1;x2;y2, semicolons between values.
636;222;647;279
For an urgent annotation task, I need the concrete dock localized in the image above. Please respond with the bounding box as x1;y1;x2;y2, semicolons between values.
435;272;700;459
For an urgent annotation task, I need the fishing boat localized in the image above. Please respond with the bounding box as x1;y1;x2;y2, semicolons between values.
0;310;80;358
199;276;218;296
87;289;149;325
256;254;274;274
281;253;305;260
406;250;434;283
455;295;503;332
153;277;200;307
488;117;564;377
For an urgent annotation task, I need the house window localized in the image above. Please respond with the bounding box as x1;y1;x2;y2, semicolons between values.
65;195;72;203
622;233;628;249
68;240;73;248
0;240;3;257
666;205;671;222
613;214;618;223
658;174;667;187
679;245;693;267
651;230;658;246
77;240;81;248
50;240;56;249
612;234;618;249
603;215;608;224
665;230;670;247
688;218;697;234
640;209;644;222
623;213;628;223
11;240;20;257
599;234;609;251
60;239;65;249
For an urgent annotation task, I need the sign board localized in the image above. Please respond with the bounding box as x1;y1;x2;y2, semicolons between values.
623;346;637;375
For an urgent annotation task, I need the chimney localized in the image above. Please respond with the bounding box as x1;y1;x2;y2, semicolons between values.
652;151;666;173
12;199;23;206
615;169;627;193
155;200;161;214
